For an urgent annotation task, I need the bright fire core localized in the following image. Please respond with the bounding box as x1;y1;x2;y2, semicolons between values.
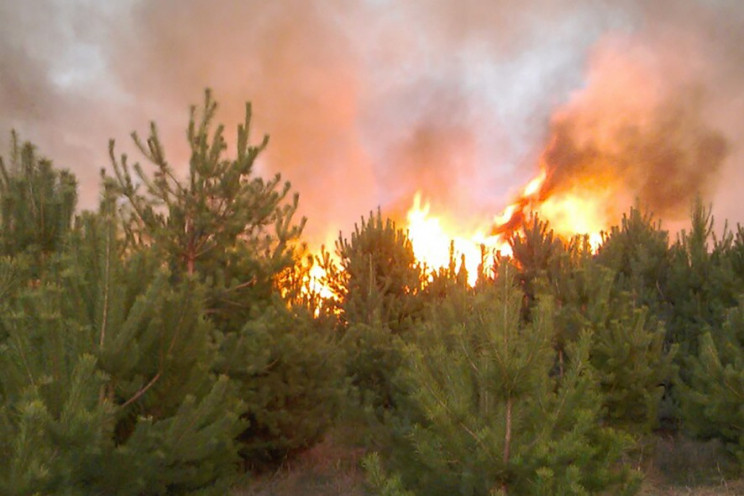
305;167;610;295
406;193;510;285
404;167;607;284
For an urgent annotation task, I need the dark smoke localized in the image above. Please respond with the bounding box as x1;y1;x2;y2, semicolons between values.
534;24;740;227
542;87;728;219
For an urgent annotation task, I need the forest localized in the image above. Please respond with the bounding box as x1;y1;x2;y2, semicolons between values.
2;92;744;496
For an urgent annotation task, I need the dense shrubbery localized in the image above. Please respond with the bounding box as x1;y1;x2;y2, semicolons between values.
0;94;340;493
0;209;245;495
3;94;744;495
380;265;640;495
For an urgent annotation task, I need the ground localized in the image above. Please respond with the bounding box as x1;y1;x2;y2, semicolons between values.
232;428;744;496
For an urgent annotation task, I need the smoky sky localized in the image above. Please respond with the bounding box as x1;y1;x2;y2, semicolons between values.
1;0;743;245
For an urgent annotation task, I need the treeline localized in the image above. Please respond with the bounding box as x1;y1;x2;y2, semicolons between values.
1;93;744;495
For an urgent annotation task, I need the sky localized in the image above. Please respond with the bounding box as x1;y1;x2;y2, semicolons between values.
2;0;744;246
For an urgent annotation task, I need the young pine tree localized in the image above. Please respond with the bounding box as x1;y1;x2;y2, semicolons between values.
509;215;566;312
224;300;343;466
0;202;245;495
0;131;77;278
106;90;341;467
679;299;744;463
595;205;670;315
377;263;639;496
335;210;424;332
556;260;673;435
106;89;305;331
332;211;425;417
665;199;740;357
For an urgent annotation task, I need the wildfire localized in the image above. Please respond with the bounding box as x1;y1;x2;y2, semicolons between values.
538;191;607;251
404;164;609;282
305;163;613;299
306;264;335;300
406;193;509;285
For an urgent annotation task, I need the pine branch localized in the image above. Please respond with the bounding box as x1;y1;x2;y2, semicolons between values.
120;371;162;409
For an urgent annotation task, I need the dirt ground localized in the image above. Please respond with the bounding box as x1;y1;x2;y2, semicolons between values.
233;430;744;496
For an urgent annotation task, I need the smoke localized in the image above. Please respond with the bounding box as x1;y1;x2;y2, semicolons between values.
1;0;743;245
540;34;730;222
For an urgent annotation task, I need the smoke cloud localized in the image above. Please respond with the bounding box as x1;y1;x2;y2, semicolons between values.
540;34;730;222
1;0;743;245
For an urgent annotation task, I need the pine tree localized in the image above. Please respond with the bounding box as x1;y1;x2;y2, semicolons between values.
0;201;245;495
335;209;424;332
224;300;343;466
509;216;670;435
664;199;740;357
0;131;77;277
679;298;744;463
509;214;565;312
332;211;425;416
376;263;639;496
106;89;305;330
596;204;670;315
106;90;342;467
560;261;673;434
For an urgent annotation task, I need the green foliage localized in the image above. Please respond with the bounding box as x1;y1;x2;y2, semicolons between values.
332;211;425;417
335;210;424;332
555;260;674;434
0;255;26;331
0;206;245;495
364;452;415;496
378;263;639;496
596;204;670;313
106;90;343;468
106;89;305;329
679;299;744;463
664;200;742;357
221;301;342;466
0;131;77;277
341;320;407;416
509;213;673;435
7;92;744;493
510;215;566;309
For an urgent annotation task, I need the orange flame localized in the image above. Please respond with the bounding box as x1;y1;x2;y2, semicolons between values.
405;193;510;284
306;163;611;298
403;164;609;283
523;167;547;197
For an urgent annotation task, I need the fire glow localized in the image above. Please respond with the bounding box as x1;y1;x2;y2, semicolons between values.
406;192;509;285
303;160;614;299
404;165;606;284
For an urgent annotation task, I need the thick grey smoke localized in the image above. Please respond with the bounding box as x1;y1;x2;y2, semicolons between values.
1;0;743;244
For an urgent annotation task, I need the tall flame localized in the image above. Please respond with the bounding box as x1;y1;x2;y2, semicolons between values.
306;157;614;298
406;193;510;285
404;163;609;282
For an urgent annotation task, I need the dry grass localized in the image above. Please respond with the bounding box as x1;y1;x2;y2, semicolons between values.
638;435;744;495
639;475;744;496
231;430;367;496
233;429;744;496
